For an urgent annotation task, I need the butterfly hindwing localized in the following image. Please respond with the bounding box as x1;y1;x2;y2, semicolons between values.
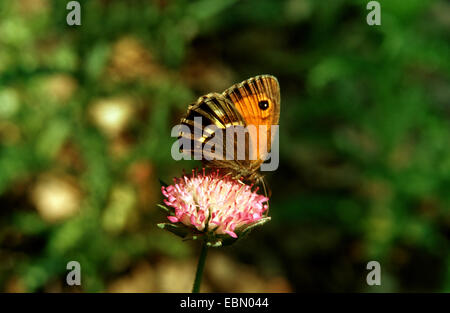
180;93;246;162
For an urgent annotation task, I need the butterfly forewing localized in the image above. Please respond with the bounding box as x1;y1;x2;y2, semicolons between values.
222;75;280;163
223;75;280;126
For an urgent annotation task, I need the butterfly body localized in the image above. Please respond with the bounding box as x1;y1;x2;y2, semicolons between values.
179;75;280;184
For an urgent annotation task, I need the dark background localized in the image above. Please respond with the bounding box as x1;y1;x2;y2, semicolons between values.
0;0;449;292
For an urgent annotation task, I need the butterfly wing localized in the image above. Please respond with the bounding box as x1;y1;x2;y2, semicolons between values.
179;75;280;182
179;93;247;166
222;75;280;162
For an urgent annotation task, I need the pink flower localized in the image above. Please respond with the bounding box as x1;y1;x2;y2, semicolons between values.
161;169;269;239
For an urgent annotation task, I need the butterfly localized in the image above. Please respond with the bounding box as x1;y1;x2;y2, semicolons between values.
178;74;280;186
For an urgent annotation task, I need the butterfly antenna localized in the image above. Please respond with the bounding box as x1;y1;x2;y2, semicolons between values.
261;177;270;215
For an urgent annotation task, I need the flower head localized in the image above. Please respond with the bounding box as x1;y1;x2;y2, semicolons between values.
158;169;270;246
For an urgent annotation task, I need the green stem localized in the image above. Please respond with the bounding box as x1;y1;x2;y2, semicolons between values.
192;241;208;293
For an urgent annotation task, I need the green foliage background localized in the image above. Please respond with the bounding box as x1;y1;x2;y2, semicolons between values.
0;0;449;292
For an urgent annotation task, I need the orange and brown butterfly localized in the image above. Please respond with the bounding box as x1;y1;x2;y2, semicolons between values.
178;74;280;186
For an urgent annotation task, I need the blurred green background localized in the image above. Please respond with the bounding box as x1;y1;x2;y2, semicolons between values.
0;0;449;292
